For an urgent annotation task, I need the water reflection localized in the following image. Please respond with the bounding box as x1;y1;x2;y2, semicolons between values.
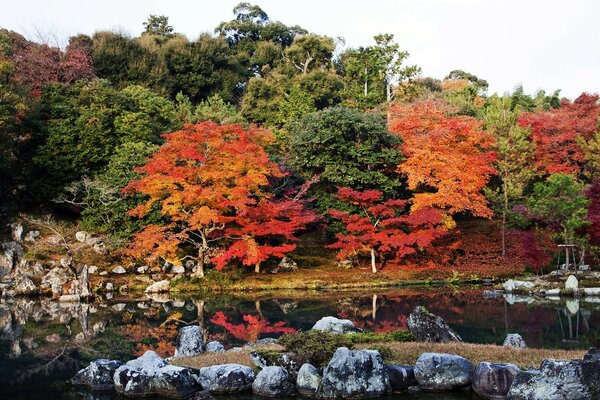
0;287;599;399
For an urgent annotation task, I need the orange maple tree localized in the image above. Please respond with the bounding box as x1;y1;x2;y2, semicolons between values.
388;100;497;223
518;93;600;176
124;122;313;276
327;187;446;273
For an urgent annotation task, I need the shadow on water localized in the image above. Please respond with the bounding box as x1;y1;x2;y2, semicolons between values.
1;286;599;399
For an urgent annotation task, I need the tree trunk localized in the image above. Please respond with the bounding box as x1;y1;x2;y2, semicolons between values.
370;248;377;273
372;294;378;320
255;262;261;273
195;300;207;344
196;248;205;278
564;228;570;271
364;67;368;96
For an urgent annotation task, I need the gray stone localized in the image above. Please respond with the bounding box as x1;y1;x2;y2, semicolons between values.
507;355;600;400
174;325;203;357
472;362;520;399
296;363;320;397
88;265;98;274
319;347;390;398
503;279;534;293
75;231;90;243
414;352;473;391
13;277;37;295
198;364;255;393
72;359;123;391
271;256;298;273
145;280;170;294
152;365;201;399
24;230;40;242
565;275;579;292
10;223;24;242
93;242;106;254
60;257;72;268
407;306;462;343
205;341;225;353
243;338;279;348
252;366;296;397
59;294;80;302
171;265;185;274
113;364;153;397
0;242;24;280
503;333;527;349
112;266;126;274
137;265;149;274
250;350;298;377
311;316;361;334
387;365;417;392
105;282;114;292
124;350;167;375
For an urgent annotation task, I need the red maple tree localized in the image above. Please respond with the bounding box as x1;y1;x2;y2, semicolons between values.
518;93;600;175
210;312;296;342
327;187;446;273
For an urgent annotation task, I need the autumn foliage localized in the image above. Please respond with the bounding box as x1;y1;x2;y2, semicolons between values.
388;101;497;221
518;93;600;176
124;122;313;275
327;187;446;272
210;312;296;342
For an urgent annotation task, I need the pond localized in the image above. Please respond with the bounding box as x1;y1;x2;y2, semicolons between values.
1;285;599;399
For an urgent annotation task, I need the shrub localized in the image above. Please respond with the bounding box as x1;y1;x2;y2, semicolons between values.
279;330;354;367
347;329;414;344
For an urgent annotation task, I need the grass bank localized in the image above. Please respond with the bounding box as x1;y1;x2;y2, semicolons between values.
174;341;586;371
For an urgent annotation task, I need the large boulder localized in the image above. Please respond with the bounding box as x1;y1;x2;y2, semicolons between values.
565;275;579;292
11;223;24;242
113;351;200;398
503;279;534;293
318;347;390;398
311;316;361;334
0;242;24;280
387;365;418;392
407;306;462;343
503;333;527;349
197;364;255;394
507;352;600;400
252;366;296;397
174;326;203;357
40;267;73;296
13;277;38;295
473;362;521;399
72;359;123;391
414;352;473;391
296;363;321;397
250;351;299;377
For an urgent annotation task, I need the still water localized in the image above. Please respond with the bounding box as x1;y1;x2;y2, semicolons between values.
1;286;598;399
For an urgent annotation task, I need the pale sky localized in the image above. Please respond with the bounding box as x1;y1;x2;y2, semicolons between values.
2;0;598;99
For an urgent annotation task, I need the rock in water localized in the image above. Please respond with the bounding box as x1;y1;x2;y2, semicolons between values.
152;365;201;399
472;362;520;399
502;279;534;293
174;325;203;357
72;359;123;391
507;354;600;400
387;365;418;392
407;306;462;343
414;352;473;391
296;363;321;397
318;347;390;398
565;275;579;292
252;366;296;397
311;316;361;334
145;280;170;293
198;364;255;393
503;333;527;348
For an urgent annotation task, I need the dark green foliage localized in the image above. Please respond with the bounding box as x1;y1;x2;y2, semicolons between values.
278;330;354;367
31;80;180;199
346;329;415;344
289;107;404;212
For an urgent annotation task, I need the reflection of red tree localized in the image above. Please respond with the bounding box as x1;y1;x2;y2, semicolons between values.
210;312;296;342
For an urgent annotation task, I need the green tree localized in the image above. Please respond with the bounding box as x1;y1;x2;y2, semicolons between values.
142;15;174;37
527;174;590;248
482;95;537;256
289;107;404;212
